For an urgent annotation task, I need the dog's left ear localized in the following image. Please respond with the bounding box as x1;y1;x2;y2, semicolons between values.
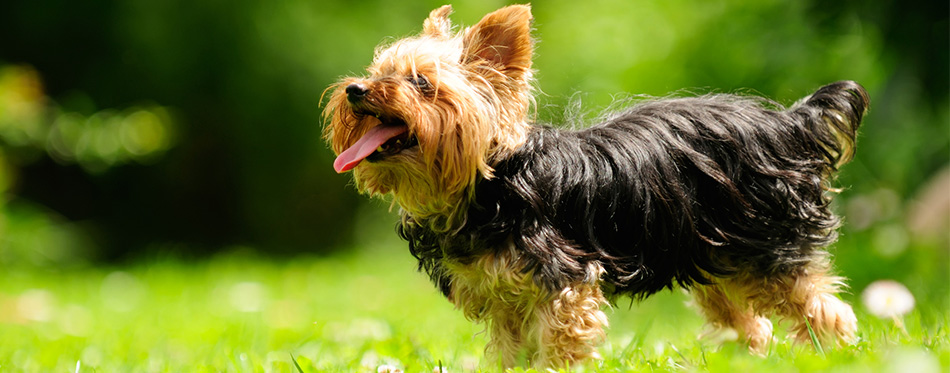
463;5;533;82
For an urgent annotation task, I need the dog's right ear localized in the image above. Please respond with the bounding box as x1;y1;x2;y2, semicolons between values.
423;5;454;38
462;5;534;83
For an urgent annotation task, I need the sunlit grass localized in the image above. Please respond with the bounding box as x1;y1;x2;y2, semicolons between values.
1;240;947;372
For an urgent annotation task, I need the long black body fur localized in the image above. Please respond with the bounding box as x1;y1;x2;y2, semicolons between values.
400;81;869;300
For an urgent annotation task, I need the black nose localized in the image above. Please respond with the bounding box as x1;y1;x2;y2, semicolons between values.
345;83;369;103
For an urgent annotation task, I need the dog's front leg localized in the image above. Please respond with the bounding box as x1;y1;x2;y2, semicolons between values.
526;280;610;368
484;301;529;367
448;285;528;367
446;250;610;368
445;250;540;368
477;278;609;369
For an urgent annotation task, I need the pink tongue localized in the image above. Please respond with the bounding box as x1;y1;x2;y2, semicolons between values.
333;124;409;173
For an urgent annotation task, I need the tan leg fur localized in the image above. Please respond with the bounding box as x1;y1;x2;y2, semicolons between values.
446;244;608;368
693;254;857;353
692;280;774;354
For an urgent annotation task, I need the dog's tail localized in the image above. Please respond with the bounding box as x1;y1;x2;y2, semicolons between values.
791;80;870;172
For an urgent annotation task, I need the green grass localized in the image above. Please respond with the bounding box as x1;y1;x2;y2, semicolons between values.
1;241;947;372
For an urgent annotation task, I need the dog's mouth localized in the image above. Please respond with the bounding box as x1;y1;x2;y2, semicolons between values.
333;115;418;173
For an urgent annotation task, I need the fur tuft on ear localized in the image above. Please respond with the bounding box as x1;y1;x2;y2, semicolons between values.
463;4;534;82
423;5;454;38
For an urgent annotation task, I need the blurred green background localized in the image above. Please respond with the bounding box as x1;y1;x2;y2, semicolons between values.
0;0;946;280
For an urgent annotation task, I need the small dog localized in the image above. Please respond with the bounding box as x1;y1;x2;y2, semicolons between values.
324;5;867;368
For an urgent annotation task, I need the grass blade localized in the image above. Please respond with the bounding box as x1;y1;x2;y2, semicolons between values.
290;353;305;373
803;317;825;357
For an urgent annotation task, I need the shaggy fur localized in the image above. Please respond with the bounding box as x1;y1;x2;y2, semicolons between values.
324;4;867;368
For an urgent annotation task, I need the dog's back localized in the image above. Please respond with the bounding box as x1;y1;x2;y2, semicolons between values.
457;81;870;298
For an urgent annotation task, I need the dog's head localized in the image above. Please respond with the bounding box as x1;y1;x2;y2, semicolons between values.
324;5;535;228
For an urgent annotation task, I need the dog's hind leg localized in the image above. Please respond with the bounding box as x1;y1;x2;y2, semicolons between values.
752;257;857;347
692;280;775;355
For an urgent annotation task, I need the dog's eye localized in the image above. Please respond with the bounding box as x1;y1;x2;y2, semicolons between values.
408;74;431;90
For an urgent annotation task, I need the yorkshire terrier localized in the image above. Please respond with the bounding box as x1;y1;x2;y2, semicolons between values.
324;4;867;368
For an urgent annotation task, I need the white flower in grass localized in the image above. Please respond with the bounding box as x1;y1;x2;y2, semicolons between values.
377;364;403;373
862;280;915;318
16;289;55;322
886;348;941;373
229;281;268;312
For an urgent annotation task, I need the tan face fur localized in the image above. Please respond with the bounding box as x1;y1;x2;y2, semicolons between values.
324;5;535;230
